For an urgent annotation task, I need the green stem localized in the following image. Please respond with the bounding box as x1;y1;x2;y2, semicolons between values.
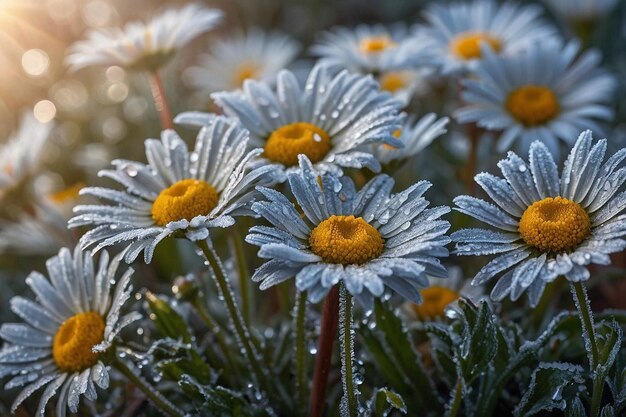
571;282;599;367
232;225;251;325
190;298;238;377
114;355;184;417
294;291;308;416
196;240;271;394
340;285;358;417
570;282;602;417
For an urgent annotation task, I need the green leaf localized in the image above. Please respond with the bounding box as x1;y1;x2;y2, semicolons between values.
151;338;213;385
179;375;273;417
565;397;587;417
457;300;498;384
146;291;192;343
373;299;441;411
514;362;585;417
596;320;623;371
367;388;407;416
600;405;615;417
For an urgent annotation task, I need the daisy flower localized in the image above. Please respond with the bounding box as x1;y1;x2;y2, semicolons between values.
0;111;52;199
69;116;284;263
310;24;433;74
543;0;619;21
0;245;139;416
66;3;222;71
405;267;483;321
246;155;451;307
373;113;449;165
451;130;626;306
421;0;558;74
0;201;76;255
311;25;435;103
456;41;616;154
186;28;300;94
193;63;403;175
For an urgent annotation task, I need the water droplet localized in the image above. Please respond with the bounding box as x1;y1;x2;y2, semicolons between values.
313;133;322;143
124;165;138;177
518;165;527;172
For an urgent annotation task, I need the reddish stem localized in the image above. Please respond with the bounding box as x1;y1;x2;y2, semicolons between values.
309;285;340;417
149;70;173;130
465;123;480;196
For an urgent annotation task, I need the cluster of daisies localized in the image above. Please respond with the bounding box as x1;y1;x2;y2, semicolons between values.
1;0;625;415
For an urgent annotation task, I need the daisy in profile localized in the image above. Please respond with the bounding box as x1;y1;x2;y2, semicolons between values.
70;116;284;263
421;0;558;74
66;3;222;72
192;63;403;175
0;202;76;255
186;28;300;94
405;267;483;321
456;41;616;154
0;111;52;200
452;131;626;306
0;245;139;416
543;0;619;22
246;155;451;307
373;113;449;165
311;25;434;104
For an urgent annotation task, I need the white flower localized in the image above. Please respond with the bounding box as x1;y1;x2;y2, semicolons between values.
0;111;52;199
420;0;559;74
66;3;222;71
373;113;449;165
452;131;626;306
178;64;404;176
186;28;300;94
247;156;451;308
311;24;435;104
456;41;616;155
404;267;484;321
0;246;139;417
543;0;619;21
70;116;284;263
0;201;76;255
311;24;432;75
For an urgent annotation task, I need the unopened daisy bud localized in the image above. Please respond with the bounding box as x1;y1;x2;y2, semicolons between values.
172;275;201;302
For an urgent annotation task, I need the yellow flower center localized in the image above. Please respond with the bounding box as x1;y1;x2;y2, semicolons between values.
506;85;560;127
360;36;396;54
309;215;384;265
412;286;460;320
519;197;590;253
234;62;259;87
50;182;85;204
151;179;219;227
450;32;502;60
379;72;407;93
264;122;332;167
53;312;105;373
